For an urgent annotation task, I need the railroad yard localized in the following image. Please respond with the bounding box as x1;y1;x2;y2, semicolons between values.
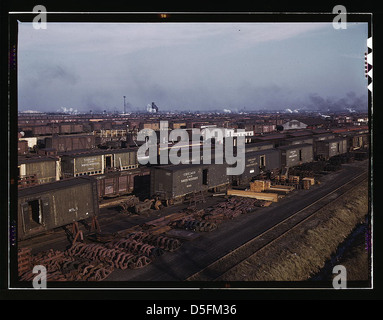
14;112;370;286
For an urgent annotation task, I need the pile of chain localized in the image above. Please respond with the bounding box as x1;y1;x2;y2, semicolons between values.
107;238;164;258
66;242;152;270
126;232;182;252
18;248;114;282
169;219;217;232
203;198;261;222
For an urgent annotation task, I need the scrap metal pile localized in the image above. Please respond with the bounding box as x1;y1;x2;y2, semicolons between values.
18;231;182;282
18;247;114;281
18;197;270;282
202;197;269;223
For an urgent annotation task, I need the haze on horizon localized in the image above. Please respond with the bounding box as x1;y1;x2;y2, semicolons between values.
18;21;369;113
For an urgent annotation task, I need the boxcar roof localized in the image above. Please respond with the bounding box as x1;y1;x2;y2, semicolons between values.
152;163;204;172
287;130;313;137
18;176;93;197
255;133;286;140
18;156;57;165
278;143;313;150
313;133;336;139
316;137;347;143
245;141;274;147
284;136;314;142
245;148;279;157
60;148;137;158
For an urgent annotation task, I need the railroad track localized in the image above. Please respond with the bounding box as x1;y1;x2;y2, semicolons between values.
186;169;369;281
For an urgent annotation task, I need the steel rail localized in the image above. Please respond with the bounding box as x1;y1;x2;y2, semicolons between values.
186;170;368;281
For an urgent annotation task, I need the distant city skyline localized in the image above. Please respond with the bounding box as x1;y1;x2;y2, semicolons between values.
18;21;369;113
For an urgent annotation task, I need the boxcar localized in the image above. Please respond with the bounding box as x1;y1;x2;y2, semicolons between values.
60;149;138;178
278;143;313;168
150;163;229;201
252;133;287;147
234;148;281;185
245;141;274;153
18;156;59;186
17;176;99;240
31;124;60;136
93;167;150;199
282;136;314;146
341;131;369;151
44;134;96;152
314;137;348;160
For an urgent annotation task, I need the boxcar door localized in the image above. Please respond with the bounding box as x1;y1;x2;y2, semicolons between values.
20;198;46;238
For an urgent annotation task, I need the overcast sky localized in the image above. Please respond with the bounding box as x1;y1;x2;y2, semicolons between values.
18;21;368;113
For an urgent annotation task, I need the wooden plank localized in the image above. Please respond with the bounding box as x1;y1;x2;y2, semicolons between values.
270;184;294;190
149;225;172;235
268;184;294;193
302;177;315;185
227;189;278;202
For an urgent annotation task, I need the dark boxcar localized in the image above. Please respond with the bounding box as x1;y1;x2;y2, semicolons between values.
59;123;73;134
202;163;230;190
278;143;313;168
312;133;336;142
342;132;369;151
315;137;348;160
150;163;229;200
252;133;287;147
245;141;274;153
18;156;58;185
93;167;149;198
151;164;202;200
45;134;96;152
18;176;99;240
72;123;84;133
282;136;314;146
31;124;60;136
234;148;280;185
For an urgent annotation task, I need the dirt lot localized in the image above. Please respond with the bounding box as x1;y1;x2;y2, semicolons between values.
217;179;370;282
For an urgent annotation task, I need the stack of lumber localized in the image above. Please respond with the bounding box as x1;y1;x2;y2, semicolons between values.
227;189;279;202
250;180;271;192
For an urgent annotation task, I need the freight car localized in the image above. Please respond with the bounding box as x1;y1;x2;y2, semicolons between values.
314;137;348;160
150;163;229;202
44;134;96;152
18;156;59;187
17;176;99;240
252;133;287;147
58;123;84;134
31;124;60;136
233;148;281;186
93;167;150;199
281;136;314;146
340;131;369;151
278;143;314;168
60;148;138;178
244;141;274;153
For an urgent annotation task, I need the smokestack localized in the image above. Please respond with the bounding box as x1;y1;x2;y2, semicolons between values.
152;102;158;112
123;96;126;114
